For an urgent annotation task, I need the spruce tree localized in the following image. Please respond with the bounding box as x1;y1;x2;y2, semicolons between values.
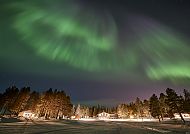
183;89;190;113
166;88;185;123
149;94;161;122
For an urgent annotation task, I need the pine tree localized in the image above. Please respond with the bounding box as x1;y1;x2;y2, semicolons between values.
127;103;133;118
41;88;53;118
1;86;19;114
135;97;142;118
149;94;161;122
183;89;190;113
24;91;40;112
130;102;138;118
11;87;30;114
159;93;169;120
89;107;93;117
75;104;81;119
142;99;150;118
117;104;128;118
80;106;90;118
92;106;98;117
166;88;185;123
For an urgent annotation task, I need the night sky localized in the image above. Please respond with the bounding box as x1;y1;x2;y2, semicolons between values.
1;0;190;106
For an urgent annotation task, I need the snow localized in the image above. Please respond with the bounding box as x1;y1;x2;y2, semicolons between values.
145;127;170;133
0;117;21;123
0;118;190;134
75;118;97;121
77;118;159;122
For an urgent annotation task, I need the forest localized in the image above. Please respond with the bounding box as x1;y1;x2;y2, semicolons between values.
0;86;190;123
74;88;190;123
0;86;72;119
116;88;190;123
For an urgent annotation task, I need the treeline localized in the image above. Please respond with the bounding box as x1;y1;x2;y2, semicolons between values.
117;88;190;123
0;86;72;119
117;98;149;119
73;104;117;118
1;86;190;123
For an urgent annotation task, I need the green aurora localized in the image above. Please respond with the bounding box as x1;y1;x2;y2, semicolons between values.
13;3;137;72
1;1;190;85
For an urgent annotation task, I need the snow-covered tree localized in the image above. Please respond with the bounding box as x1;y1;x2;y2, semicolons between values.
75;104;81;119
117;104;128;118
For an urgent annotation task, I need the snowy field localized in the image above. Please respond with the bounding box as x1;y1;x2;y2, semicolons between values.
0;119;190;134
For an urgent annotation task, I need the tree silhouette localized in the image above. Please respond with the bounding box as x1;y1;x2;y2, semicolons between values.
159;93;169;120
166;88;185;123
1;85;190;122
149;94;161;122
183;89;190;113
142;99;150;118
11;87;30;114
24;91;40;112
1;86;19;115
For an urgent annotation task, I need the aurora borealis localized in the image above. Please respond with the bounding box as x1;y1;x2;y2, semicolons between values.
1;0;190;105
12;1;135;72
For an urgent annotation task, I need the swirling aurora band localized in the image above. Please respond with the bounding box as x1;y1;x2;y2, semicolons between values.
11;2;190;83
13;4;137;71
132;21;190;81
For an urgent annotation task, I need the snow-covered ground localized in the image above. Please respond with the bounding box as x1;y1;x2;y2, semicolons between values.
78;118;160;122
0;119;190;134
